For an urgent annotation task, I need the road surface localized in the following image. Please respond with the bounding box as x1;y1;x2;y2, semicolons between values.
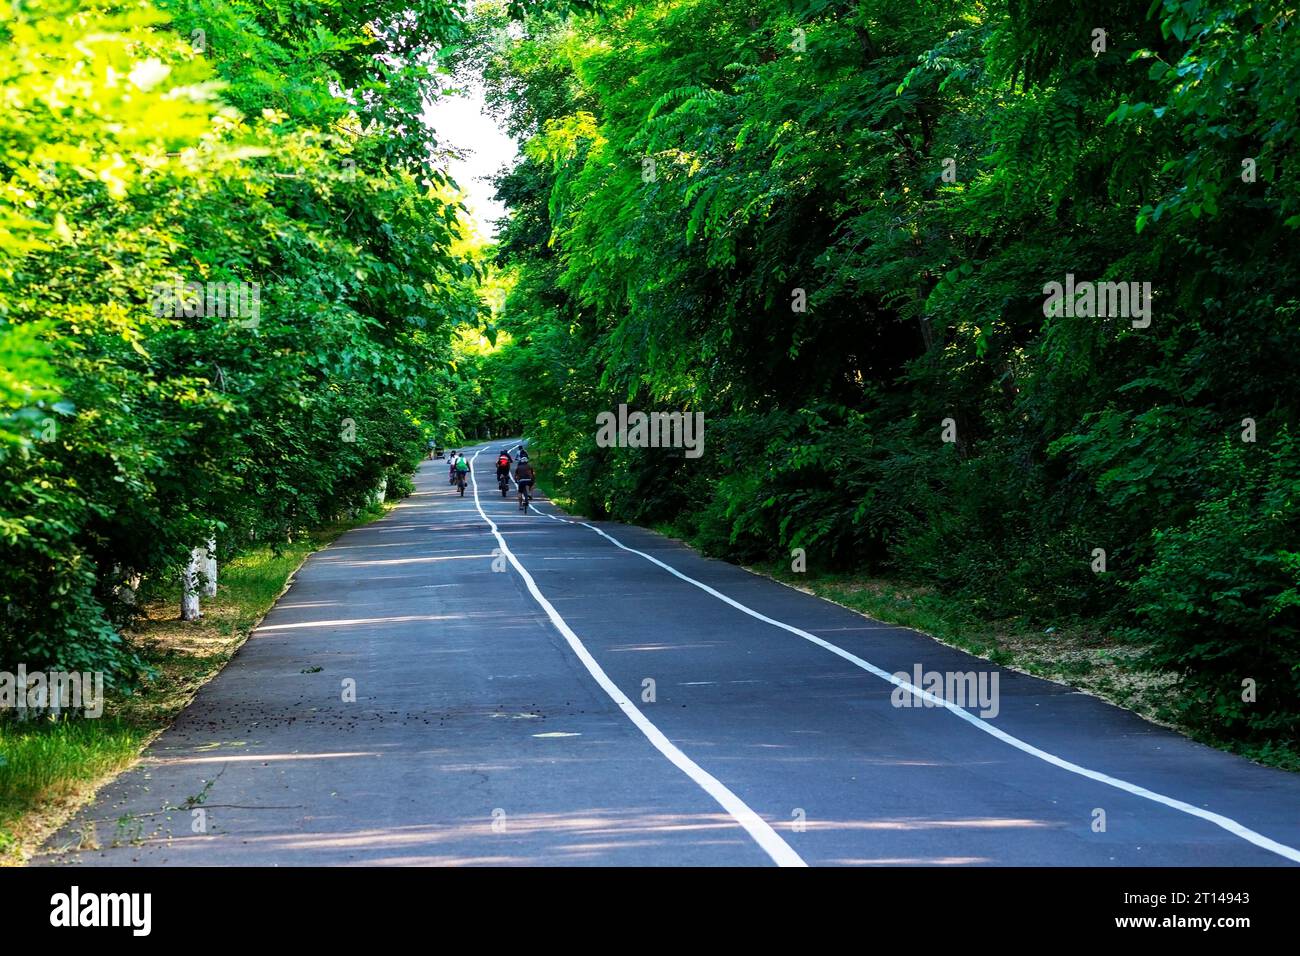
36;442;1300;866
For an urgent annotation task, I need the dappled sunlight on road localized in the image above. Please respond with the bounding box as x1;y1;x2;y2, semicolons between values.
149;751;383;766
609;642;728;653
327;554;496;568
174;808;757;865
795;817;1056;832
827;857;991;866
322;540;473;551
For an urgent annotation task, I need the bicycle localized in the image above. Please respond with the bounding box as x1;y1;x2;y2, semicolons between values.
455;471;467;496
517;478;533;513
498;471;510;497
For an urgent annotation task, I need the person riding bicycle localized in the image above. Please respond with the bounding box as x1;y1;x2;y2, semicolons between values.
448;452;460;484
514;455;535;504
454;452;470;486
495;448;513;483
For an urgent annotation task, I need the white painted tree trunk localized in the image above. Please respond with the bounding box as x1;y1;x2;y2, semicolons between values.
182;548;203;621
372;478;387;506
203;536;217;597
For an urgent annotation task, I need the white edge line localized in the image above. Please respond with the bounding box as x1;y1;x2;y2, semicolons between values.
467;451;806;868
526;501;1300;865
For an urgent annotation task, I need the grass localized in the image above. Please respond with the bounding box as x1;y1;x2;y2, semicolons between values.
0;505;389;865
0;721;141;860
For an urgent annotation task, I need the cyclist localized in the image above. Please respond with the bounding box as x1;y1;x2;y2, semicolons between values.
448;451;460;485
514;454;535;508
495;448;513;484
454;451;470;491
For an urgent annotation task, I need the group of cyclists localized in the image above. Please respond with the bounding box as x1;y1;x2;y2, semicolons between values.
444;445;536;509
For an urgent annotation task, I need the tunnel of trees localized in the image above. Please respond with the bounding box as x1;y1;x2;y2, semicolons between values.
2;0;1298;762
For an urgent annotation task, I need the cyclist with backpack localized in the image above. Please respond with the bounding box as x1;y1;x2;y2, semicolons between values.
495;449;513;481
514;454;535;510
453;452;470;495
495;449;513;497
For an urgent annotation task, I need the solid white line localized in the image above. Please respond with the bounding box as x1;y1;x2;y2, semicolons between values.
467;451;806;867
529;502;1300;865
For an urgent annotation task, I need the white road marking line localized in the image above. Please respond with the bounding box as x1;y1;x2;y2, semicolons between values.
527;501;1300;865
467;451;805;867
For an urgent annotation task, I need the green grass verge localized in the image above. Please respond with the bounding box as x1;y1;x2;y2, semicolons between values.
0;504;390;864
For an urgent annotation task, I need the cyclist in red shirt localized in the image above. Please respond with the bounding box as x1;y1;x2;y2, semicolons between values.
495;448;513;483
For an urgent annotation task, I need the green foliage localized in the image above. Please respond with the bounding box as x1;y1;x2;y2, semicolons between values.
1128;431;1300;742
472;0;1300;752
0;0;482;685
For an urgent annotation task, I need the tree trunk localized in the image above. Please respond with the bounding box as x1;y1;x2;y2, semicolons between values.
203;536;217;597
182;548;203;620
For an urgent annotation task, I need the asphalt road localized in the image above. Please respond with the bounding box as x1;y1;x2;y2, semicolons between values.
36;442;1300;866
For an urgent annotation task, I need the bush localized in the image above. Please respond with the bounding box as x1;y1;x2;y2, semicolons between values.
1128;431;1300;743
